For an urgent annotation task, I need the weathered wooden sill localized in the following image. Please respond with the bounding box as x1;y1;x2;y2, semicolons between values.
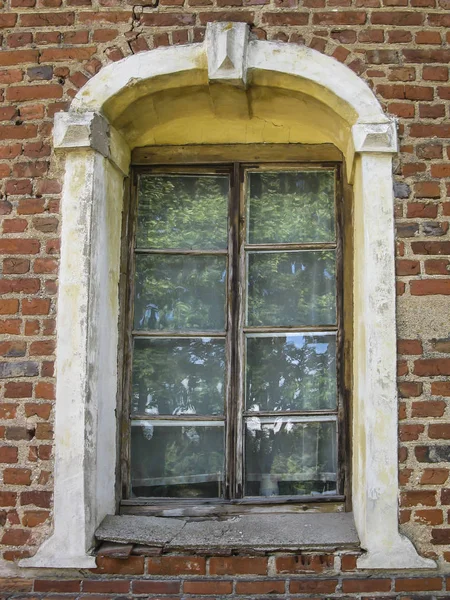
95;513;360;555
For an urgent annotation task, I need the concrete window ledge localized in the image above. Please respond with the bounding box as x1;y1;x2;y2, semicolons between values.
95;513;360;553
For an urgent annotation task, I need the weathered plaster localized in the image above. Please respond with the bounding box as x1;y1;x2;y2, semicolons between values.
19;22;434;571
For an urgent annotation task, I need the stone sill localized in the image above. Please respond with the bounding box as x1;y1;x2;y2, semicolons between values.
95;513;360;554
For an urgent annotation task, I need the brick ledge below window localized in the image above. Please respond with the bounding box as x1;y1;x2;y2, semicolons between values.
95;513;360;554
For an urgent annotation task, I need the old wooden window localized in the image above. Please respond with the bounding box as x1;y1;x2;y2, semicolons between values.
121;150;346;515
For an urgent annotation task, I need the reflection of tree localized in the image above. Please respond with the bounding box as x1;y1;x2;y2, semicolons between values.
246;420;336;496
246;335;336;412
248;251;336;327
132;339;225;416
131;425;224;498
134;255;226;331
137;175;229;249
248;171;335;244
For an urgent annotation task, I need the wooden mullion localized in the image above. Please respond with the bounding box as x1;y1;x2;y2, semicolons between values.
131;415;225;421
132;330;226;338
135;248;227;255
244;243;336;252
242;410;338;418
335;164;347;500
120;172;139;501
244;326;338;334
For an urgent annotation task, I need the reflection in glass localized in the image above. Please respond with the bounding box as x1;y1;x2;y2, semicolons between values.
245;418;337;497
246;334;336;412
134;255;226;331
132;338;225;416
136;175;229;249
247;171;335;244
247;251;336;327
131;422;224;498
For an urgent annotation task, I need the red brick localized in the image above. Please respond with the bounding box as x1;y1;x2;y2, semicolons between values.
19;12;74;27
396;260;420;276
263;12;308;24
40;47;97;62
400;423;424;441
236;580;285;594
0;239;40;254
30;340;55;356
147;556;206;575
25;402;52;419
20;490;52;508
183;581;233;594
0;51;38;67
6;85;62;102
395;578;443;592
140;13;196;25
412;400;446;417
0;447;18;464
276;554;334;573
94;556;145;575
78;10;131;23
399;382;423;397
22;299;50;315
401;490;437;507
22;510;50;527
429;424;450;440
411;280;450;295
3;468;32;486
372;10;423;25
0;300;19;315
431;382;450;396
290;579;338;594
412;241;450;255
34;581;81;593
342;579;392;593
132;580;180;594
1;529;30;545
398;339;422;355
421;469;449;485
415;509;444;525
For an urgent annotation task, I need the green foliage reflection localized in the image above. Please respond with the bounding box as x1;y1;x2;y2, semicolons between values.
245;419;336;496
132;338;225;416
247;251;336;326
246;334;336;412
134;255;226;331
247;171;335;244
137;175;229;249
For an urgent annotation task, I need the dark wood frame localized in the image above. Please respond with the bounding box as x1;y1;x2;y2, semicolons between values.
118;144;350;517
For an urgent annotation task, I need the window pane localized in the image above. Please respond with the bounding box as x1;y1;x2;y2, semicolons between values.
134;255;226;331
244;418;337;497
247;171;335;244
136;175;229;249
247;251;336;326
246;333;336;412
131;421;224;498
131;338;225;416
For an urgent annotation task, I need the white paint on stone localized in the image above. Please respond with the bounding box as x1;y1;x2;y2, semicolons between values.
206;22;248;88
20;23;435;571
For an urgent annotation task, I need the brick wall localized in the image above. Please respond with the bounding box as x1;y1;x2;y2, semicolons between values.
1;0;450;592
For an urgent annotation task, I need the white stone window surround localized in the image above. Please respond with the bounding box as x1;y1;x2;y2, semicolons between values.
13;23;435;572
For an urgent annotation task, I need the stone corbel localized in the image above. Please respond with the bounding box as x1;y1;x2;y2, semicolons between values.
205;22;250;120
53;111;130;176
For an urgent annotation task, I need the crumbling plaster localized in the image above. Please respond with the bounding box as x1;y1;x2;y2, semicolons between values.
14;22;434;572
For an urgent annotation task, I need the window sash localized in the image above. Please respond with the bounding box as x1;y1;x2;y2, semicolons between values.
121;161;345;509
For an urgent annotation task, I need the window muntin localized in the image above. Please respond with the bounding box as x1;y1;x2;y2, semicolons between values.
124;164;343;506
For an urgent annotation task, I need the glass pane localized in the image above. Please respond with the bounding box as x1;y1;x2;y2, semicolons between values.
132;338;225;416
247;251;336;326
246;333;336;412
244;418;337;497
134;255;226;331
136;175;229;249
247;171;335;244
131;421;224;498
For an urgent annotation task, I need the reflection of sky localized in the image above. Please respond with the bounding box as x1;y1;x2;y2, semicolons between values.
285;335;330;354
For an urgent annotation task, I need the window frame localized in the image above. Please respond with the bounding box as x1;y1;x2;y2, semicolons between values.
118;146;351;517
